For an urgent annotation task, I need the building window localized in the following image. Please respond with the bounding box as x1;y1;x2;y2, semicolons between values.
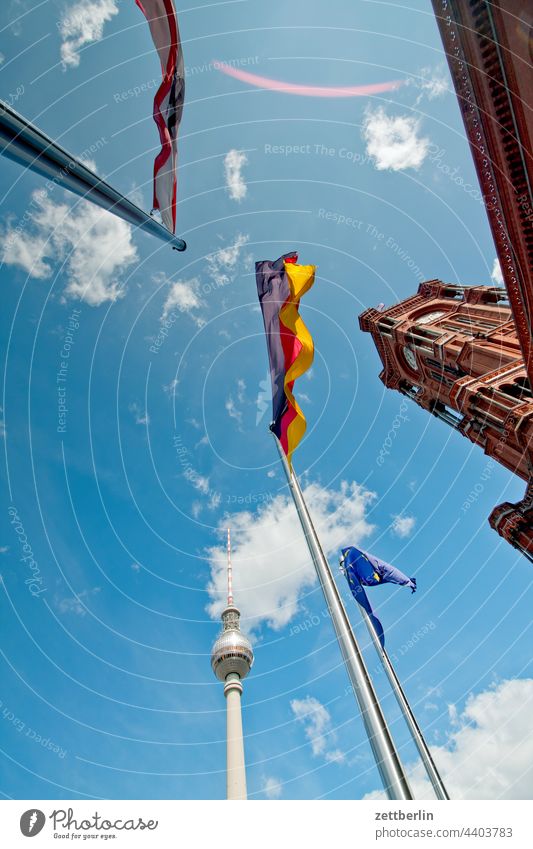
499;376;532;401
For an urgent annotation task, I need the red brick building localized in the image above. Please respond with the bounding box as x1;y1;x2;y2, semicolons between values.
431;0;533;381
359;283;533;559
359;2;533;558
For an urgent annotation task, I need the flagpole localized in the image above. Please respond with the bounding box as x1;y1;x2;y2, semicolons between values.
0;100;186;251
273;434;413;800
356;602;450;800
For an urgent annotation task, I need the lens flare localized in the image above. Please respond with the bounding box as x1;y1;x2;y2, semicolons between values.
214;60;404;98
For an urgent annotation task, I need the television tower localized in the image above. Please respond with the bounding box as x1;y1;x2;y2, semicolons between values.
211;529;254;799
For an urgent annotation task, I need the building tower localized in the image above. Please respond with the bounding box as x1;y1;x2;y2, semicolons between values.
359;3;533;557
359;280;533;560
211;529;254;799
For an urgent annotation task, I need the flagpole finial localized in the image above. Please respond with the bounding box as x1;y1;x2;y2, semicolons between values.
227;528;233;607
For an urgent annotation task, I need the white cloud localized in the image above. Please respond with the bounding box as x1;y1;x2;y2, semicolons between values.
207;491;222;511
491;258;504;286
56;587;101;616
0;190;137;306
180;459;220;515
421;75;447;100
225;379;247;427
411;67;448;103
188;471;210;496
59;0;118;69
206;479;376;631
362;107;430;171
365;679;533;800
291;696;345;763
391;514;416;538
129;403;150;426
130;562;141;572
291;697;331;756
0;546;9;554
163;377;179;397
263;776;282;799
224;149;248;201
206;233;249;287
325;748;346;764
160;276;205;324
225;395;242;426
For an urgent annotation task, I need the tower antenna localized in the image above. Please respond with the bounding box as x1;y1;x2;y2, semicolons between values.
227;528;233;606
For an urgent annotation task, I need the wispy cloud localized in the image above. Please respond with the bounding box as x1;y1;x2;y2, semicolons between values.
410;66;449;105
59;0;118;69
291;696;345;763
263;776;282;799
391;514;416;538
206;233;249;287
362;107;430;171
129;403;150;426
224;149;248;201
160;275;205;325
163;377;179;398
225;379;247;428
225;395;242;426
56;587;101;616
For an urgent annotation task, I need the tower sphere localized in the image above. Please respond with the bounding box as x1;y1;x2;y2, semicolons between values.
211;606;254;682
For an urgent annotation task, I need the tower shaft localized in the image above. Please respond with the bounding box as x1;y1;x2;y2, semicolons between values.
224;673;247;800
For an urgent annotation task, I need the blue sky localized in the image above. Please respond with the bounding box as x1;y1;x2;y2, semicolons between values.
1;0;532;801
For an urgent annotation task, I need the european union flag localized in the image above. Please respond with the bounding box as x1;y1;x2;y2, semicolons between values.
340;547;417;648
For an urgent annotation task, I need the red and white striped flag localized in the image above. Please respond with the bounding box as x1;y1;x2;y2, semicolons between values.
136;0;184;233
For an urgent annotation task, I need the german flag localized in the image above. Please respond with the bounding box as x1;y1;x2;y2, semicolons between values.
255;253;316;466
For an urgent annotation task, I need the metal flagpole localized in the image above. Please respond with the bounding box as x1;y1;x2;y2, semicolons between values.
354;599;449;800
0;100;186;252
273;433;413;800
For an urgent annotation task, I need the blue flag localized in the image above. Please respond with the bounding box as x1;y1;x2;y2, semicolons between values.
341;547;416;591
340;547;417;648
